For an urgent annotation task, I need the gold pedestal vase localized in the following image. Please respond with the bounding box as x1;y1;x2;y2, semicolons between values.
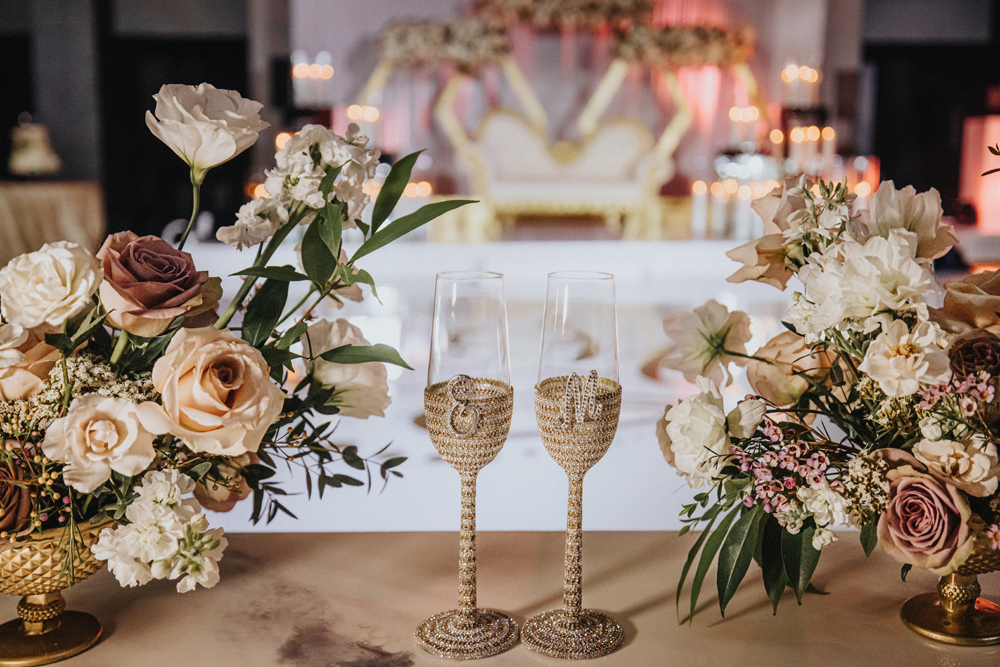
0;519;111;666
901;519;1000;646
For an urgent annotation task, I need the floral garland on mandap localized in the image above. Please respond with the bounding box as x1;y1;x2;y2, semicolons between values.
656;177;1000;618
473;0;653;31
378;18;510;74
0;83;470;592
612;24;754;70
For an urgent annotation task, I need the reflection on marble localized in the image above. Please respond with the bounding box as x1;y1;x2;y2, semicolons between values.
4;531;1000;667
186;240;792;532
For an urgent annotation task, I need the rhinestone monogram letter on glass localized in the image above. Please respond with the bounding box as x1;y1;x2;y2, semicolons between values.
416;376;518;660
524;373;624;660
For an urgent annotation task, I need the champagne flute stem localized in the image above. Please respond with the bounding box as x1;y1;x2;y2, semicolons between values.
457;472;478;627
563;472;585;620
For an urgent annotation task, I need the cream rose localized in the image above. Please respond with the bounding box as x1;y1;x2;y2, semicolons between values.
913;436;1000;497
42;395;157;493
932;269;1000;334
145;83;268;183
657;376;732;488
302;319;390;419
0;242;101;328
0;327;59;401
136;328;285;455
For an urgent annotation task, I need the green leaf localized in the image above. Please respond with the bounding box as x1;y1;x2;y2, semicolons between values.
675;504;722;621
319;343;413;370
781;524;822;604
231;265;310;282
371;151;421;234
860;517;878;557
277;322;308;350
260;346;299;382
44;333;74;352
242;279;289;347
342;446;365;470
760;515;788;614
300;216;338;287
717;505;764;616
319;164;343;197
186;461;212;481
901;563;912;582
319;203;343;258
380;456;406;471
351;199;476;263
334;474;364;486
347;267;378;299
689;506;739;623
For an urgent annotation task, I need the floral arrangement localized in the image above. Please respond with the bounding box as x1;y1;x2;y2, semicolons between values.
655;177;1000;618
612;24;754;70
378;18;510;74
0;83;469;592
473;0;653;31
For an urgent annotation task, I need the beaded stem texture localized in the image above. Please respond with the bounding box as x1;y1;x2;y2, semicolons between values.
415;376;518;660
522;374;625;660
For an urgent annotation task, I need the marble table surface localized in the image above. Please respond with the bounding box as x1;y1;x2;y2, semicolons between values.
3;531;1000;666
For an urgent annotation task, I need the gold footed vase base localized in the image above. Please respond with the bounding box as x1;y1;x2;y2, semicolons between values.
522;609;624;659
0;593;102;666
414;608;519;660
901;574;1000;646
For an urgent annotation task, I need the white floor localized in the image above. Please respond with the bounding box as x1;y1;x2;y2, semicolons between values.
186;238;792;532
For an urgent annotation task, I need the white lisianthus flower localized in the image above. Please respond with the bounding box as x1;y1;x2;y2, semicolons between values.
302;319;391;419
217;197;288;250
41;395;157;493
0;324;28;369
858;320;952;397
913;435;1000;497
660;300;753;387
726;398;766;439
0;242;101;329
796;479;854;527
812;526;838;550
657;376;732;488
860;181;957;260
145;83;268;184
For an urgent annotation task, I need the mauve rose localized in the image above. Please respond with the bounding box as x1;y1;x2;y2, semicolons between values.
97;232;222;337
874;449;976;576
0;450;31;534
948;329;1000;378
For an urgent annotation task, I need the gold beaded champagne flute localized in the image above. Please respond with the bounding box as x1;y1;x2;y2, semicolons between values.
523;271;624;660
415;271;519;660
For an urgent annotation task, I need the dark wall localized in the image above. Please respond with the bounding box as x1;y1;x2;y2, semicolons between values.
0;34;33;175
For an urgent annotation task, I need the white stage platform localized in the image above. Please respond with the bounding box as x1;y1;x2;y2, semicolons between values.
186;239;792;532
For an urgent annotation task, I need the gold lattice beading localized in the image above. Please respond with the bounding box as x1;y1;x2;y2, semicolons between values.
901;516;1000;646
522;374;624;660
415;376;518;660
0;519;111;665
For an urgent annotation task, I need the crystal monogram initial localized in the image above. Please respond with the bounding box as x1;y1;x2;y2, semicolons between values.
445;374;481;437
557;371;602;430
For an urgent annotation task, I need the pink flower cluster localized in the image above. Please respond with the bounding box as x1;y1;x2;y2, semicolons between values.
733;419;841;514
919;372;995;416
988;524;1000;551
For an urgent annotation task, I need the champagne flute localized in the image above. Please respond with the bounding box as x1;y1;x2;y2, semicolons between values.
523;271;624;659
415;271;519;660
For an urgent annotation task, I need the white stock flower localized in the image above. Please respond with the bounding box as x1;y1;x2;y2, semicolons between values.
660;300;753;387
812;526;838;550
145;83;268;183
42;395;157;493
861;181;957;260
858;320;951;397
137;468;196;512
0;324;28;369
217;197;288;250
796;480;854;527
913;435;1000;497
151;516;227;593
775;500;807;534
91;528;154;588
118;501;187;563
726;398;766;439
302;319;391;419
657;376;731;488
0;242;101;328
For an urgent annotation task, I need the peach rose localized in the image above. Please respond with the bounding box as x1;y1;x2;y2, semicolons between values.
0;327;59;401
97;232;222;338
747;331;833;406
136;328;285;456
932;270;1000;335
726;179;808;290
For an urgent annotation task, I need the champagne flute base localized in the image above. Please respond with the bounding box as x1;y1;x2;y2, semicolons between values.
522;609;623;659
414;608;519;660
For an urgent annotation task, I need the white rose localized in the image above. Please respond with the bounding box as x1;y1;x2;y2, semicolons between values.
0;324;28;369
302;319;390;419
0;242;101;328
42;395;157;493
726;398;766;439
919;416;944;441
657;376;731;488
858;320;951;397
145;83;268;183
913;436;1000;497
